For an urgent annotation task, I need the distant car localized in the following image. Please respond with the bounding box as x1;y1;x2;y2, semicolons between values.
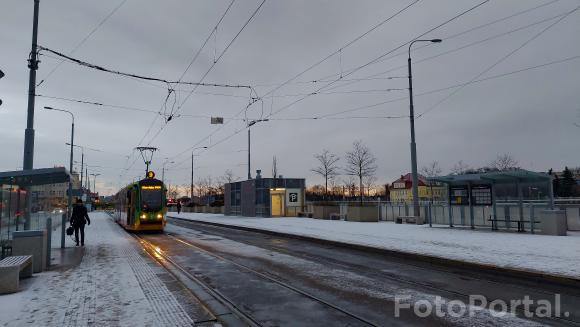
51;208;64;214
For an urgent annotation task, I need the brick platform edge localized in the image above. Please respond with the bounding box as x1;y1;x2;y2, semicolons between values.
167;215;580;289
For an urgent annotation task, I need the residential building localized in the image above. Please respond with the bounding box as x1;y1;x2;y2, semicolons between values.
31;172;81;211
389;173;446;203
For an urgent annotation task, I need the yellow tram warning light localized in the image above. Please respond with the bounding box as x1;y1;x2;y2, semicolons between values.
146;171;155;179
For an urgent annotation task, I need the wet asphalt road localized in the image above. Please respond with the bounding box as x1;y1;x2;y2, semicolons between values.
139;218;580;326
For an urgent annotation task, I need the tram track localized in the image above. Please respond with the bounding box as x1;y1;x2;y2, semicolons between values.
132;233;262;327
165;217;580;327
133;232;381;326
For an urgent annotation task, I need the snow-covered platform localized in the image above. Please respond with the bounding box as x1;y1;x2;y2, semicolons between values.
0;212;192;327
168;212;580;281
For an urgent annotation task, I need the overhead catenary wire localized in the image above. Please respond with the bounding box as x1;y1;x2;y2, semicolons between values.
297;0;562;94
164;0;491;170
37;46;254;90
323;7;574;94
416;3;580;119
167;51;580;170
165;0;422;162
138;0;266;156
37;0;128;87
264;0;491;119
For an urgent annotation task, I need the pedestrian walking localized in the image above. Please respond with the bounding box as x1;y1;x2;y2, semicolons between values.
177;201;182;214
70;198;91;246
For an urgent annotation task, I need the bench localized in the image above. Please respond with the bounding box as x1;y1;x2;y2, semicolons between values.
329;213;346;220
488;217;540;232
396;216;421;224
297;211;313;218
0;255;33;294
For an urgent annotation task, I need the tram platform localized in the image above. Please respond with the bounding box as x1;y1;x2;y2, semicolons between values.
0;212;193;327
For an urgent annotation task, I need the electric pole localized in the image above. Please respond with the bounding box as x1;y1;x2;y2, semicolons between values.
22;0;40;230
23;0;40;170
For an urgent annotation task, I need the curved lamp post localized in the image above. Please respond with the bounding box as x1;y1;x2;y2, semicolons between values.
407;39;442;218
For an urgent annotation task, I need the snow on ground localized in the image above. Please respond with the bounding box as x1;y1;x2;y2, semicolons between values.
169;213;580;280
0;212;192;327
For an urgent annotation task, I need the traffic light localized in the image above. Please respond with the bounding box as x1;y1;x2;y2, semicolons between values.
0;69;4;107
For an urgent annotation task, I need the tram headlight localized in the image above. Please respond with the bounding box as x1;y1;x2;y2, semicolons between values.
140;214;147;219
156;213;163;219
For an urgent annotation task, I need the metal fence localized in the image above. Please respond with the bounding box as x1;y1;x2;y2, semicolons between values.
307;199;580;232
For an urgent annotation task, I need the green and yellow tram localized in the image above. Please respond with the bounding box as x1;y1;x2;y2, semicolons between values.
114;171;166;232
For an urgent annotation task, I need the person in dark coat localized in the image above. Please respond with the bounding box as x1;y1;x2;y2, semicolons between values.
70;198;91;246
177;201;182;214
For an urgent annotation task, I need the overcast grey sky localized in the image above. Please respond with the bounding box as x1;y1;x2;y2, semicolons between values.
1;0;579;195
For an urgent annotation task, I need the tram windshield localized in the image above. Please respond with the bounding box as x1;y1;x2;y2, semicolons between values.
141;185;162;212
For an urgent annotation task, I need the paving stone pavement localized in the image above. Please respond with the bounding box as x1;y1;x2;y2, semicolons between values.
0;212;194;327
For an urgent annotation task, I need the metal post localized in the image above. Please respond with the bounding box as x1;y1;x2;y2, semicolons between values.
407;56;420;218
530;204;535;234
46;216;52;266
517;181;524;232
491;183;498;230
406;39;441;219
548;176;555;210
468;182;474;229
190;152;194;200
79;151;84;189
447;183;453;227
64;120;73;248
23;0;40;171
247;128;251;180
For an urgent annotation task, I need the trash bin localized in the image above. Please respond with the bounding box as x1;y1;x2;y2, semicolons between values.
539;210;567;236
12;230;47;272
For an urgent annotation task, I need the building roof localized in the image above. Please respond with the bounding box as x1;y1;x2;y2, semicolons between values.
391;173;427;187
0;167;71;186
428;169;551;185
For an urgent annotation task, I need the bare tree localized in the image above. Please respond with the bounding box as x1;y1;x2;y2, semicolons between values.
344;176;357;199
272;156;278;178
364;175;378;197
451;160;470;175
344;140;377;203
311;149;340;198
421;161;443;203
221;169;237;183
217;170;237;196
490;153;519;171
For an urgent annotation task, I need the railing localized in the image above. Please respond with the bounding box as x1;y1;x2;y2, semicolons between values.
306;200;580;232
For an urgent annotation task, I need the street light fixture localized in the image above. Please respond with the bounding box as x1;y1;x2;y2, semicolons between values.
66;142;103;190
90;173;101;201
407;39;442;219
247;119;269;179
44;106;74;248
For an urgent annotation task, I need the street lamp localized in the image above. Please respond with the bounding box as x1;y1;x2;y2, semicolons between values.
161;159;174;182
247;119;268;179
66;143;102;193
191;147;208;200
407;38;442;219
44;106;74;248
90;173;100;202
